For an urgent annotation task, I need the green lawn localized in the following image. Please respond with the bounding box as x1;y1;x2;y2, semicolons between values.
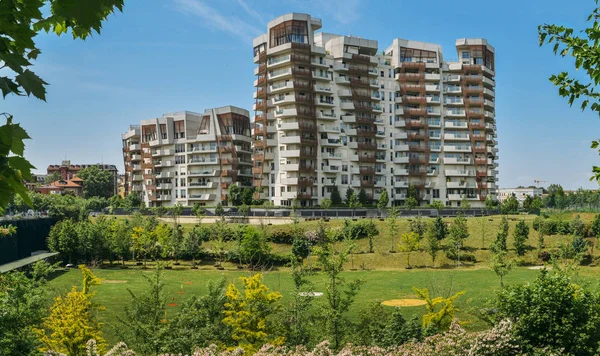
61;212;600;345
47;265;555;345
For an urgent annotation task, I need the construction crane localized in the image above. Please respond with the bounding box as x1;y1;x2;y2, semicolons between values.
534;179;549;187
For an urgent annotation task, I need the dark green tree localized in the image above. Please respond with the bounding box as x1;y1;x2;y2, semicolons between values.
500;195;519;214
492;216;510;252
241;187;254;206
330;185;342;205
358;188;369;205
117;266;169;355
496;269;600;354
77;165;114;198
228;184;242;206
345;187;354;205
513;220;529;256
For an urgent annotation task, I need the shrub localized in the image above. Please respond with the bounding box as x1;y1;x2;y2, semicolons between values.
570;215;587;237
538;251;551;262
445;250;476;263
269;228;294;244
532;216;545;231
496;269;600;355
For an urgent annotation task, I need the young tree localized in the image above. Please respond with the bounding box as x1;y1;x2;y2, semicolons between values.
429;199;444;213
223;274;283;353
446;214;469;266
35;266;105;355
490;249;513;287
460;196;471;210
492;216;510;252
214;202;225;219
77;165;114;198
398;231;421;268
320;198;332;218
240;227;271;267
377;189;389;213
314;234;363;349
513;220;530;256
123;193;143;212
228;184;242;206
358;188;369;205
424;221;442;267
522;195;534;212
409;214;427;240
501;195;519;214
330;185;342;205
47;218;79;263
480;216;488;250
238;203;250;219
366;218;377;253
405;196;418;210
414;287;465;334
241;187;254;206
345;187;354;205
118;266;168;355
485;195;498;210
166;278;232;353
191;202;206;225
348;192;361;217
387;207;400;253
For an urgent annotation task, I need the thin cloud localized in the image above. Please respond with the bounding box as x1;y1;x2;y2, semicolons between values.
317;0;362;25
236;0;265;24
173;0;262;43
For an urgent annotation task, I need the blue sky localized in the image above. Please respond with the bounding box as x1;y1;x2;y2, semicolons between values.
3;0;600;189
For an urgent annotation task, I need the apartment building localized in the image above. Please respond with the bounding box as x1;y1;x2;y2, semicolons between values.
121;106;253;207
252;13;498;208
498;187;543;204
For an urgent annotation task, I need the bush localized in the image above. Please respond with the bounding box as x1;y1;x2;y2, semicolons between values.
538;251;551;262
269;228;294;244
331;220;379;241
532;216;544;231
445;250;476;263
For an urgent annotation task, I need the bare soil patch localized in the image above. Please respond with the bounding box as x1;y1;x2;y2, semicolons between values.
381;299;426;307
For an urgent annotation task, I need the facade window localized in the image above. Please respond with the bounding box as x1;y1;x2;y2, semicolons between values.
180;189;186;198
380;71;384;77
341;175;348;184
175;155;185;164
180;178;186;187
462;51;470;59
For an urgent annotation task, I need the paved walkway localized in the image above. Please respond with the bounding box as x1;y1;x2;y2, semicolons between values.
0;252;59;273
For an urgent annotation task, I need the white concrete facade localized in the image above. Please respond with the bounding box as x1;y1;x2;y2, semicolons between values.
252;13;498;208
498;187;543;204
122;107;253;207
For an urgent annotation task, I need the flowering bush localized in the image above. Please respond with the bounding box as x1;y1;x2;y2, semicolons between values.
155;319;557;356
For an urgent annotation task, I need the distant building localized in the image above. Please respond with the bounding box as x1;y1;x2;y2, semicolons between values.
498;187;543;204
35;178;84;196
122;106;252;207
47;160;118;196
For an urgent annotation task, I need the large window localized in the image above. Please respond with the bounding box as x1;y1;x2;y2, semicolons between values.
269;20;308;48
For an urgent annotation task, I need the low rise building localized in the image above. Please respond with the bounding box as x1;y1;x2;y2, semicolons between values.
498;187;543;204
47;160;118;196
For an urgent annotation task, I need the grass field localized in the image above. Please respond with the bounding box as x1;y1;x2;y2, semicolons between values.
50;212;600;345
